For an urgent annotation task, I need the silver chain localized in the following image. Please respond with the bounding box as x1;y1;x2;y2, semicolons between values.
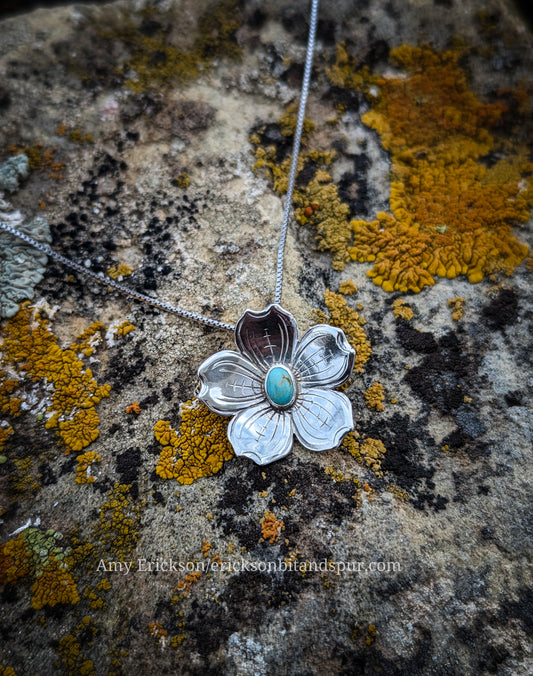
0;0;319;331
275;0;319;305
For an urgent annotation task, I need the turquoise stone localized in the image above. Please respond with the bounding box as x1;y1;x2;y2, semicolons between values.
265;366;295;407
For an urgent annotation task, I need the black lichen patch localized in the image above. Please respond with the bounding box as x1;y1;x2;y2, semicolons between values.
106;343;150;394
217;459;359;549
482;287;519;330
362;413;447;510
395;319;438;353
403;331;470;414
116;446;142;484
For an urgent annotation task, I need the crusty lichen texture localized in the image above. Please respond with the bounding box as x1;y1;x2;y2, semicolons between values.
155;399;234;484
103;0;241;93
0;527;79;610
253;45;531;292
348;46;531;292
315;290;371;373
0;304;110;452
0;204;51;318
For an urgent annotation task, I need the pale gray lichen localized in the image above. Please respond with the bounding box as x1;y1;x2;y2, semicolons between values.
0;154;29;193
0;199;51;318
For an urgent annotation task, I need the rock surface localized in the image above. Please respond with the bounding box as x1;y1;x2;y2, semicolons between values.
0;1;532;675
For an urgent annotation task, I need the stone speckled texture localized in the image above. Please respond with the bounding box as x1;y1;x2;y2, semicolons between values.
0;1;532;675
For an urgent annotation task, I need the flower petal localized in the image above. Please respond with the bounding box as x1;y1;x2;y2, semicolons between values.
228;402;293;465
292;388;353;452
198;350;264;415
293;325;355;388
235;304;298;370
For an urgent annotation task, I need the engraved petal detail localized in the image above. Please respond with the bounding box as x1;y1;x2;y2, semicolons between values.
291;388;354;452
228;401;293;465
293;325;355;388
235;304;298;370
198;350;265;415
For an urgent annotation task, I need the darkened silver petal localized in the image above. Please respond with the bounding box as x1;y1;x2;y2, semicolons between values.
291;388;353;452
293;324;355;388
198;350;265;416
235;304;298;370
228;401;293;465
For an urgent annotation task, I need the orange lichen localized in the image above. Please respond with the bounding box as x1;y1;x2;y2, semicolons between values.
0;424;13;454
0;305;110;452
260;510;284;544
342;431;387;478
348;46;530;291
0;535;33;585
339;279;358;295
0;375;22;417
175;571;202;595
154;399;234;485
315;290;371;373
75;451;101;484
31;557;80;609
1;527;81;611
107;264;133;280
201;540;211;558
364;382;385;412
9;143;65;179
126;402;141;415
392;298;414;321
149;621;168;638
447;296;466;321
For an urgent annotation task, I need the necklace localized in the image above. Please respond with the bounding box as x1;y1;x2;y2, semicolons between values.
0;0;356;465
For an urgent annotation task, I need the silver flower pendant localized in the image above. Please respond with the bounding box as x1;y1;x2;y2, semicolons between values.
198;304;355;465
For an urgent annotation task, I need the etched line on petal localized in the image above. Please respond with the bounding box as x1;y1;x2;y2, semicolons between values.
228;401;293;465
236;305;298;368
292;388;353;452
198;350;265;416
294;325;355;388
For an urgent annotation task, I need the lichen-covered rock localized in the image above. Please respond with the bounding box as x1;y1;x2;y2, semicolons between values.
0;0;531;675
0;202;50;317
0;154;29;193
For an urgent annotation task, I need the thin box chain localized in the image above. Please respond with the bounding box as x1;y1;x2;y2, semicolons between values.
0;0;320;331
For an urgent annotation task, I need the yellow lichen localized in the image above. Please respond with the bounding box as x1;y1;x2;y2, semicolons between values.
75;451;101;484
315;290;371;373
174;171;191;189
388;485;410;502
364;382;385;412
260;510;284;544
154;399;234;484
447;296;466;321
56;617;96;676
10;457;41;494
339;279;358;295
392;298;414;321
93;484;142;564
0;667;17;676
342;431;387;478
0;305;110;452
348;46;530;291
107;264;133;279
